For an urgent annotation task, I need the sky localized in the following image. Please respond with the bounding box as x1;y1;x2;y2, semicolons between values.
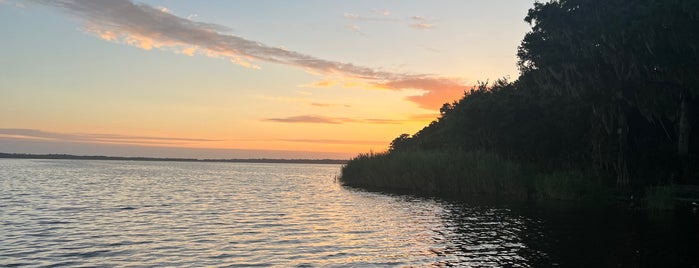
0;0;535;159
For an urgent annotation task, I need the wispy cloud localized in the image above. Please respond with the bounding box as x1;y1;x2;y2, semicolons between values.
156;6;171;14
31;0;465;109
410;23;434;30
0;128;220;146
1;0;25;8
347;24;368;38
256;95;352;109
409;16;435;30
310;102;351;108
344;11;434;30
264;113;437;124
372;9;391;16
344;12;360;20
264;115;402;125
343;11;394;22
266;115;343;124
419;45;441;53
280;138;386;145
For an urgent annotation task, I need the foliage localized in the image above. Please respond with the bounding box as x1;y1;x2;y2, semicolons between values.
532;170;611;202
388;134;412;152
517;0;699;185
341;0;699;203
340;150;527;198
645;185;676;210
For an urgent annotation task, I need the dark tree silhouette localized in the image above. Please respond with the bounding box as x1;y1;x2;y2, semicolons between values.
341;0;699;197
518;0;699;186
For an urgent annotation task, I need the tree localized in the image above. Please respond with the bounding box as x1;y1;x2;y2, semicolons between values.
517;0;699;186
389;133;412;152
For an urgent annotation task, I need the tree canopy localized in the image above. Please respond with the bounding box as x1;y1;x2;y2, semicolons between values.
382;0;699;187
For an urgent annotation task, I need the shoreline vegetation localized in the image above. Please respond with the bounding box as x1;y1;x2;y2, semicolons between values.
0;152;347;165
340;0;699;210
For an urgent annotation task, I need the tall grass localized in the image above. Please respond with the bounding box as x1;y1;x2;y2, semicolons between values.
645;185;675;210
340;150;527;198
532;170;610;202
340;149;614;202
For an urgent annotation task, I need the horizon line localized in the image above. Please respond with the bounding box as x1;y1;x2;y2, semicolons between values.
0;152;349;164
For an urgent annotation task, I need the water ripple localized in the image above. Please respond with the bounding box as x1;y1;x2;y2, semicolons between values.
2;159;698;267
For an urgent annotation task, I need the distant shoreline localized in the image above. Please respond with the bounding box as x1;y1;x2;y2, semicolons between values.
0;152;347;165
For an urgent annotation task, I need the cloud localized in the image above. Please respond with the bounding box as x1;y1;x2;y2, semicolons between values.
156;6;170;14
372;9;391;16
280;138;386;145
0;128;221;146
266;115;342;124
304;79;337;88
378;77;469;109
343;11;394;21
32;0;464;109
1;0;25;8
300;79;386;91
264;115;401;124
409;16;435;30
410;23;434;30
310;102;351;108
419;45;441;53
264;113;437;124
344;12;360;20
347;24;368;37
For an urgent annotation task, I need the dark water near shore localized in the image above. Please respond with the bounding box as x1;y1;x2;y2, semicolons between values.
1;159;697;267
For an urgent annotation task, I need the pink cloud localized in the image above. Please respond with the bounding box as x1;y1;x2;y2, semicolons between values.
378;78;469;109
264;115;402;124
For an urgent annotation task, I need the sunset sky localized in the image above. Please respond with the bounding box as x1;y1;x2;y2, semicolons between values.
1;0;535;159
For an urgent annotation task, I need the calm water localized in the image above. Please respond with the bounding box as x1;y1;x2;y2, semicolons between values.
1;159;697;267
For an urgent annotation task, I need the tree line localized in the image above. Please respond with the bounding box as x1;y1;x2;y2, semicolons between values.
343;0;699;197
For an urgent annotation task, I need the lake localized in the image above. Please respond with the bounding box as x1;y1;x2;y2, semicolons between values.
1;159;697;267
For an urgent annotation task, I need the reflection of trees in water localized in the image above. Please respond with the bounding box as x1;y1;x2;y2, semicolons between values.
433;202;699;267
424;203;544;266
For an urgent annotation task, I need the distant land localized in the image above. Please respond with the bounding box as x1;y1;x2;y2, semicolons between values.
0;152;347;165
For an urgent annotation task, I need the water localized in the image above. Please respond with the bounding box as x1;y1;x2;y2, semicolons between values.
1;159;697;267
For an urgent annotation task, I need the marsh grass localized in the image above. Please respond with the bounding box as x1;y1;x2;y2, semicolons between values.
341;150;614;202
645;185;675;210
532;170;610;202
340;150;527;198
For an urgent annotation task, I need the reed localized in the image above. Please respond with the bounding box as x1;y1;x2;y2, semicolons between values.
644;185;675;210
532;170;610;201
340;149;619;202
340;150;527;198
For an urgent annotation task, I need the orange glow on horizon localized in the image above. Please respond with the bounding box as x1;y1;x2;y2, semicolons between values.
0;1;532;159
